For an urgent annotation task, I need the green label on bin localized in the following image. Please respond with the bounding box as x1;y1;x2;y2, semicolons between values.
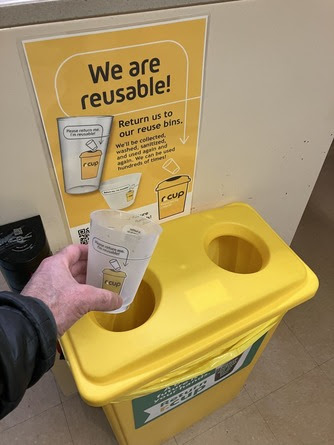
132;334;266;428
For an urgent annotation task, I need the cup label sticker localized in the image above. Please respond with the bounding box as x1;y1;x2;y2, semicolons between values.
132;334;267;428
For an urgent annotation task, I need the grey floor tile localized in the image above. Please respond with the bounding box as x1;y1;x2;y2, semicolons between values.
57;386;78;404
52;354;78;403
0;371;61;432
245;321;316;401
62;394;117;445
163;438;177;445
58;388;78;404
287;145;334;366
0;404;72;445
175;387;252;444
320;357;334;385
287;214;334;365
256;367;334;444
180;405;278;445
284;284;334;365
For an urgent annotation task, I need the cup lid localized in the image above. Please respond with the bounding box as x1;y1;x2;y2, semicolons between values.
102;269;127;277
80;150;102;158
155;175;191;191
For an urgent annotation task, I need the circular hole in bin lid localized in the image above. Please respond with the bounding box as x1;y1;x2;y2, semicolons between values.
92;279;157;332
207;235;264;274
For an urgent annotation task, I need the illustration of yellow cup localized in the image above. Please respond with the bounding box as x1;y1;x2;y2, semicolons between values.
126;189;134;202
102;269;127;295
155;175;191;220
80;150;102;179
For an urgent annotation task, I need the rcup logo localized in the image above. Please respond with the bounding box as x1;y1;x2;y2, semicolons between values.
83;161;99;167
105;280;121;287
161;190;184;202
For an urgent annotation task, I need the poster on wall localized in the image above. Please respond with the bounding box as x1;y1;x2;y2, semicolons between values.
23;17;207;243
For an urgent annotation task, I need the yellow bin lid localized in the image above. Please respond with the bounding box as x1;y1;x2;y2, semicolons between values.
61;203;318;406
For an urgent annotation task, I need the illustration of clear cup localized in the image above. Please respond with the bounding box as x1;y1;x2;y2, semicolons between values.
86;209;162;313
99;173;141;209
57;116;113;194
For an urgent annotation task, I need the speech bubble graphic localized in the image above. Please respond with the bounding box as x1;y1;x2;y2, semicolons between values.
93;237;129;264
63;124;104;141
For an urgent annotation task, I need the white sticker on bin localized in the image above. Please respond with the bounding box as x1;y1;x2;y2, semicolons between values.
132;334;266;428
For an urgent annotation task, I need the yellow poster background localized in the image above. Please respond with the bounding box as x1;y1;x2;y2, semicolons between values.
24;18;207;233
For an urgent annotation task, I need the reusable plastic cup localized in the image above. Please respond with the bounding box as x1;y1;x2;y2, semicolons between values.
99;173;141;209
57;116;113;194
86;210;162;313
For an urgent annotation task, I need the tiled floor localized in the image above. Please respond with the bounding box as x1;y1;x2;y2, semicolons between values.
1;144;334;444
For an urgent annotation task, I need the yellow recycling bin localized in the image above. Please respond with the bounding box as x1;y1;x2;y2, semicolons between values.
60;203;318;445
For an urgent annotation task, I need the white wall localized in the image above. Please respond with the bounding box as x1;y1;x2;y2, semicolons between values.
1;0;334;250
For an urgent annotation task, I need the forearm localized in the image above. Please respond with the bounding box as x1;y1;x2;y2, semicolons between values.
0;291;57;419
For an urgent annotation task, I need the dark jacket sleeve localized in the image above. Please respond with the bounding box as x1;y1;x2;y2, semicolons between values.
0;291;57;419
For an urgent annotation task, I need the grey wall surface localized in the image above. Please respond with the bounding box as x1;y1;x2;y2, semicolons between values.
0;0;238;28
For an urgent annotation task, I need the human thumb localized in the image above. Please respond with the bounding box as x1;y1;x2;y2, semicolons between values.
84;285;123;312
